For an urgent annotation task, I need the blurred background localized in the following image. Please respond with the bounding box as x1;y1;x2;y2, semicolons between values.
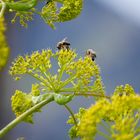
1;0;140;139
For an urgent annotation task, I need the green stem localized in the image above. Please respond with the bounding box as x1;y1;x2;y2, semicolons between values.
71;81;76;86
0;0;6;17
27;72;43;82
65;93;110;99
60;88;110;99
77;93;110;99
0;95;54;138
38;67;55;90
64;104;77;126
27;72;52;89
43;72;56;90
59;87;76;92
59;75;77;90
58;64;66;82
0;0;37;11
60;87;103;93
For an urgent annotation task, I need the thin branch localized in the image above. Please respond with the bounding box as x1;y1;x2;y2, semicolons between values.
57;64;66;82
64;93;110;99
0;95;54;138
27;71;52;89
58;75;77;89
64;104;77;126
0;0;6;17
76;93;110;99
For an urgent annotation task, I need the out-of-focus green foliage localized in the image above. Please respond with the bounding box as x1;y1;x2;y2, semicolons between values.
0;17;9;70
41;0;83;29
0;0;83;28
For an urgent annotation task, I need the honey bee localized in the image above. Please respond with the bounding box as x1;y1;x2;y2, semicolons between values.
57;38;70;50
46;0;52;4
86;49;96;61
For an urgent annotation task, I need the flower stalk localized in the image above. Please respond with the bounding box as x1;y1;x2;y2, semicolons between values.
64;104;77;126
0;95;54;138
0;0;6;17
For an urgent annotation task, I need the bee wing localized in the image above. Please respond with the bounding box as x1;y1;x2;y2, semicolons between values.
57;37;68;46
62;37;68;42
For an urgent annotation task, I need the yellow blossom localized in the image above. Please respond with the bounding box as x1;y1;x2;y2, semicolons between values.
11;90;34;123
10;49;103;95
9;49;52;79
41;0;83;28
0;16;9;70
75;84;140;140
77;99;109;140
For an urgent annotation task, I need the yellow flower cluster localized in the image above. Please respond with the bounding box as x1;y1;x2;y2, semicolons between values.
0;17;9;70
11;11;34;28
65;55;103;93
57;49;77;66
66;56;100;81
31;83;40;96
77;99;109;140
112;117;135;140
75;84;140;140
92;77;105;96
9;49;52;79
111;93;140;140
41;0;83;28
10;49;105;123
11;84;42;123
114;84;135;96
58;0;83;22
10;49;103;93
75;56;100;78
67;108;86;139
11;90;34;123
41;1;58;29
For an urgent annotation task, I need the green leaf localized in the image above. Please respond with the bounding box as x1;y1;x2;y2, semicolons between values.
32;94;50;104
53;93;74;105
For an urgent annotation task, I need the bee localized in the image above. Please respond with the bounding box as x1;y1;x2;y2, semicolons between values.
57;38;70;50
46;0;52;5
86;49;96;61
